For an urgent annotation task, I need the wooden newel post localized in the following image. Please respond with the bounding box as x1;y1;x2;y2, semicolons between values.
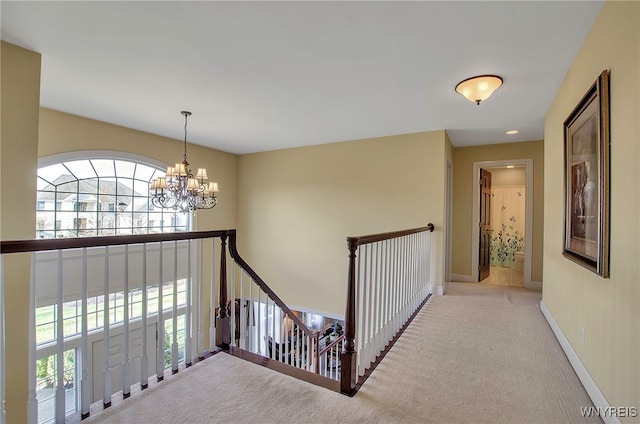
340;238;358;395
216;235;231;349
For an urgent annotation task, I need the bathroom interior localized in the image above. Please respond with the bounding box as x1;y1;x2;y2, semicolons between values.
484;166;526;287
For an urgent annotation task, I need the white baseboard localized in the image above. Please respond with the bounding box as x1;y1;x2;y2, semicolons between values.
427;283;444;295
525;280;543;290
540;301;620;424
450;273;476;282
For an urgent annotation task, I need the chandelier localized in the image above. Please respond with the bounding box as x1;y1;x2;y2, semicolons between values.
150;111;219;212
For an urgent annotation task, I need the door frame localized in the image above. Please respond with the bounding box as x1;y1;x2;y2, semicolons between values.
445;160;453;283
471;159;534;288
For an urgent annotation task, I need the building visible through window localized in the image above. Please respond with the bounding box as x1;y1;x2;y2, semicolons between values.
36;158;189;238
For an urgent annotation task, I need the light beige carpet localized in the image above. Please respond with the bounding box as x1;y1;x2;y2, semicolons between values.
82;282;600;424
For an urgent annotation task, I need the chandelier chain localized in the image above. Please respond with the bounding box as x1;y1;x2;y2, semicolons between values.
183;112;189;162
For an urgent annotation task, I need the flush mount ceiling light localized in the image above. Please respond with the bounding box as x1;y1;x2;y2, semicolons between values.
455;75;503;105
505;130;519;135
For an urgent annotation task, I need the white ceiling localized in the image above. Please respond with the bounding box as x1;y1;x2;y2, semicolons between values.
1;1;603;154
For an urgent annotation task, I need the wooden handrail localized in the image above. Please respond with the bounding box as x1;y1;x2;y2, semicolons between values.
318;334;345;357
0;229;234;254
226;230;316;338
347;223;434;247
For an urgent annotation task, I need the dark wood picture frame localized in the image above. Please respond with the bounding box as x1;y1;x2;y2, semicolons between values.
563;70;610;277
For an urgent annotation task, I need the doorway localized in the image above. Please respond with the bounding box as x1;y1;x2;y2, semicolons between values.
472;159;534;288
482;166;527;287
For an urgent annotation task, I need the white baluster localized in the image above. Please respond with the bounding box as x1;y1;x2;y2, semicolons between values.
392;238;399;336
257;289;262;354
426;231;432;295
172;241;178;374
81;248;91;417
270;299;275;360
103;246;112;407
360;244;368;374
186;240;193;366
26;254;37;423
384;240;391;344
306;334;311;371
141;244;149;389
294;323;300;368
248;277;254;353
367;243;375;369
156;243;165;382
356;244;364;376
0;256;5;424
123;245;131;398
209;239;216;352
397;237;407;322
376;241;383;352
407;235;412;319
231;262;236;348
197;239;204;359
55;250;66;421
240;270;245;350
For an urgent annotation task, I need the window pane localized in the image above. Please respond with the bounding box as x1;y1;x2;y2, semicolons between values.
37;177;56;191
38;163;70;185
117;211;132;230
99;228;116;236
90;160;115;177
133;213;148;232
63;160;97;180
117;178;134;196
133;179;151;196
148;213;165;230
133;197;149;213
36;211;55;231
99;178;117;196
117;195;133;212
56;197;75;212
115;161;136;179
57;181;78;194
134;164;157;182
78;179;99;194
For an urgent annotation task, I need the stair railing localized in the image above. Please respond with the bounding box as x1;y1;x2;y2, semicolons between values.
225;231;323;374
1;230;232;423
341;223;434;395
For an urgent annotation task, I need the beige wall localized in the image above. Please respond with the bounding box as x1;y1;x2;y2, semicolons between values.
1;41;41;424
38;108;238;232
487;167;526;186
451;141;544;282
543;0;639;416
237;131;447;316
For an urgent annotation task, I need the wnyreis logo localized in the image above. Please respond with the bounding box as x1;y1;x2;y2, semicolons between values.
580;406;638;418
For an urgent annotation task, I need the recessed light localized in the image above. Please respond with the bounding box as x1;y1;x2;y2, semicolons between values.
505;130;519;135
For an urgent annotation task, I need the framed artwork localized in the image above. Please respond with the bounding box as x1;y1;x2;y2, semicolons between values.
563;70;610;277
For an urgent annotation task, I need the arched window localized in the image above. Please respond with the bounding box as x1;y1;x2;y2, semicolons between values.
36;155;189;238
